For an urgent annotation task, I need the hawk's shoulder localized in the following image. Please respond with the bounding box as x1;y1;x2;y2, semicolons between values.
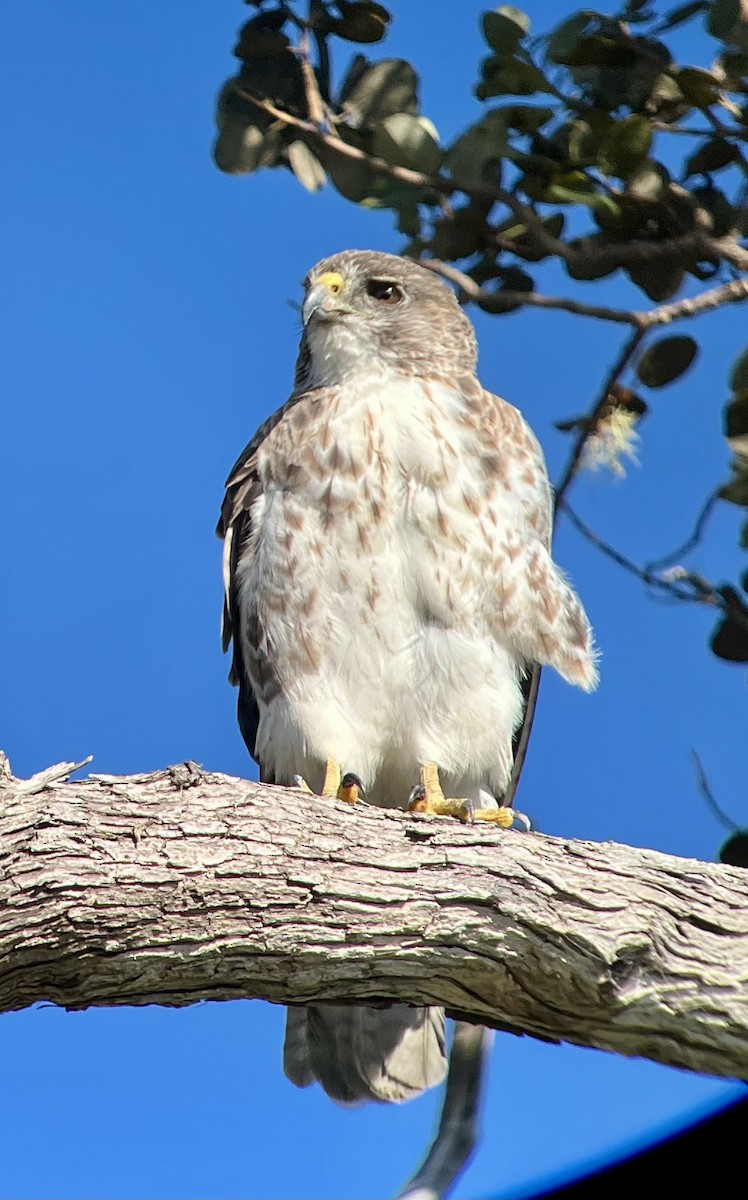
457;374;553;548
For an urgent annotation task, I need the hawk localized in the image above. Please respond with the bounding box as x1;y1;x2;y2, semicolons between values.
218;249;597;1105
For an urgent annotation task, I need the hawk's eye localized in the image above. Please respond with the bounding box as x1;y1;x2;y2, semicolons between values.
366;279;404;304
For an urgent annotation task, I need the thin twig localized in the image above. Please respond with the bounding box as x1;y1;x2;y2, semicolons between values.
423;260;748;330
297;26;326;127
422;260;639;325
562;503;736;613
397;1024;492;1200
645;489;721;572
639;277;748;325
691;750;740;833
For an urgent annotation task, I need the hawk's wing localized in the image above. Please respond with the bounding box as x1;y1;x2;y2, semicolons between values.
216;396;302;778
467;378;597;692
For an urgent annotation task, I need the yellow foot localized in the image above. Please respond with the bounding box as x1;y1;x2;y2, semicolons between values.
293;761;364;805
408;762;530;830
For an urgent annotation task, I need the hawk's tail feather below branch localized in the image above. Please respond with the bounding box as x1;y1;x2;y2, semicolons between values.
283;1004;447;1105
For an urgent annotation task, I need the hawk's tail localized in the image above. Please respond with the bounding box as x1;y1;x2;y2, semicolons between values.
283;1003;447;1105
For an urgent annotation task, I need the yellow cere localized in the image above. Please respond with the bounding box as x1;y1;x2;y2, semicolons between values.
316;271;346;295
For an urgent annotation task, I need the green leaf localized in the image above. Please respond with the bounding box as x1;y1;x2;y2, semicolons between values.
599;115;653;179
496;264;534;291
544;12;596;65
324;128;381;201
729;347;748;392
286;140;327;192
719;47;748;87
628;259;684;301
554;34;638;67
647;72;690;122
626;159;670;201
675;66;723;107
395;199;421;238
565;234;620;279
593;194;651;236
720;831;748;866
684;136;739;176
430;210;484;259
446;112;509;186
371;113;442;175
481;6;531;53
339;59;419;126
707;0;743;40
329;1;391;44
692;184;736;236
711;594;748;661
234;15;290;61
719;458;748;505
520;168;590;202
636;335;699;387
234;52;305;112
565;111;614;163
724;390;748;456
475;53;551;98
510;212;565;261
213;121;267;174
500;104;555;133
655;2;709;33
473;265;535;314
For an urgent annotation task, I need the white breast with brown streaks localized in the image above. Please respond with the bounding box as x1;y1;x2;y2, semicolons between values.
233;369;525;806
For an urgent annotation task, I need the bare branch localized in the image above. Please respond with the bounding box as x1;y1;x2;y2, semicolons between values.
421;260;640;325
691;750;741;835
645;489;722;572
1;757;747;1082
397;1024;491;1200
423;260;748;329
562;503;745;624
640;277;748;325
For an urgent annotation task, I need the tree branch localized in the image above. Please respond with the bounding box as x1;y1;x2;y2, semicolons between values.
235;89;748;277
644;489;721;572
2;757;747;1082
422;260;748;329
397;1023;491;1200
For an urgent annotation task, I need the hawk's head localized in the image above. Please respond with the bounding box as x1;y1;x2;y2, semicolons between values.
295;249;477;389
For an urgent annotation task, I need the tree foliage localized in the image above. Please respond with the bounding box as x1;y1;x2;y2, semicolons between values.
213;0;748;857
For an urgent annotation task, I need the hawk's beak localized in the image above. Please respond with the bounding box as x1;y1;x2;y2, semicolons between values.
302;271;348;326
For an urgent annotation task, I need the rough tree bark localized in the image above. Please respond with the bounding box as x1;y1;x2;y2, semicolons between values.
1;754;746;1083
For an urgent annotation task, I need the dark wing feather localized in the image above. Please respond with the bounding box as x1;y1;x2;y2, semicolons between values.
216;397;304;770
217;446;262;765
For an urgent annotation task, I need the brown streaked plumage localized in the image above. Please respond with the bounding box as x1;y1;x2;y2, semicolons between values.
217;249;598;1105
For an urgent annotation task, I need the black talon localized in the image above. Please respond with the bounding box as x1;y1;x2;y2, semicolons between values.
460;799;477;825
341;772;366;799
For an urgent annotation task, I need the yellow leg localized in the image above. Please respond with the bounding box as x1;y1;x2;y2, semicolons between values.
408;761;530;830
321;759;342;798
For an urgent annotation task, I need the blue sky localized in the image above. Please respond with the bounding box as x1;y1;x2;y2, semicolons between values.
1;2;745;1197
